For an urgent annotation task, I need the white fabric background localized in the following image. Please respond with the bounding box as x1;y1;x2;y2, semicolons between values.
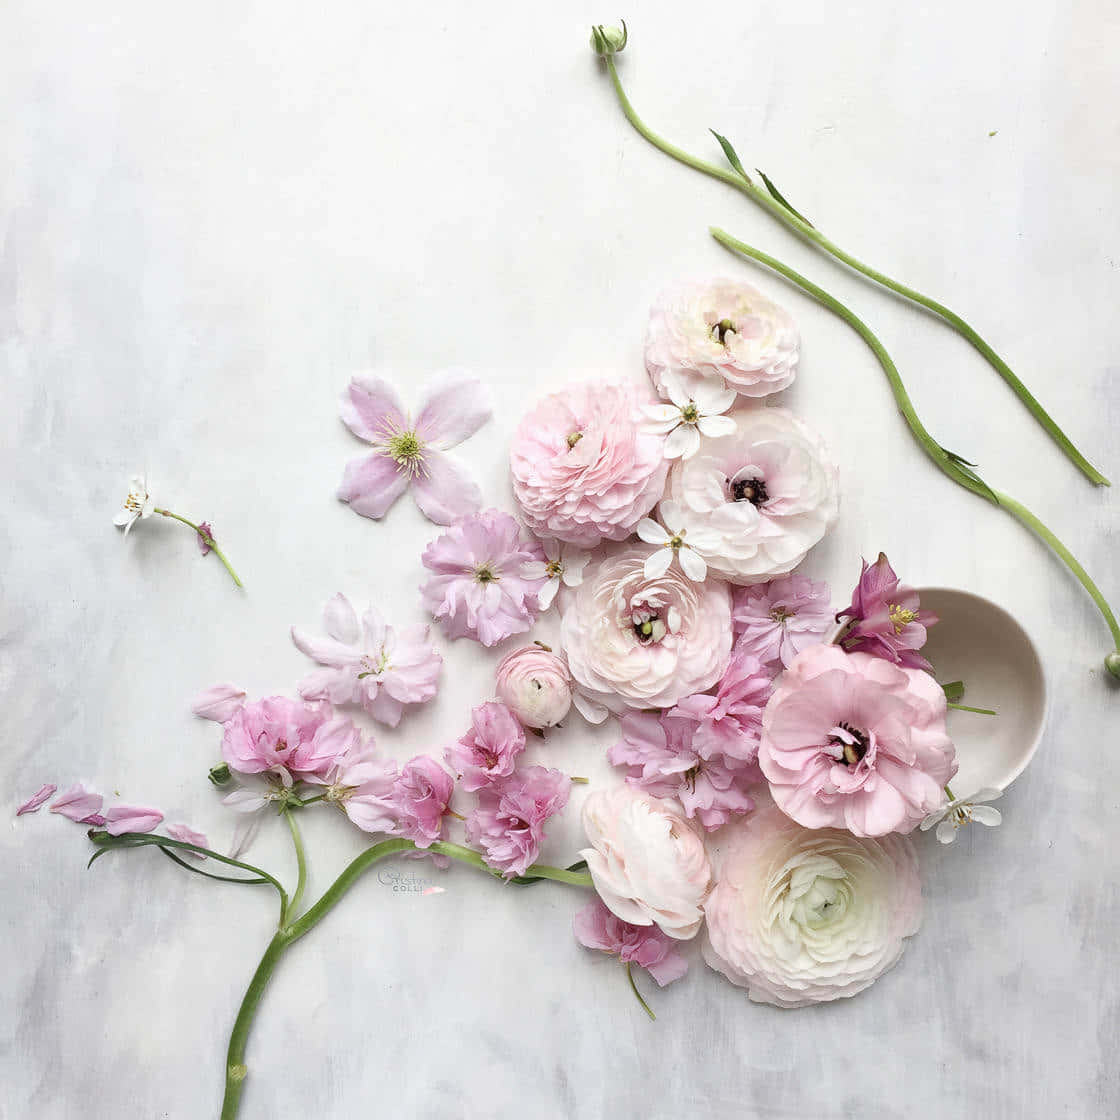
3;2;1118;1117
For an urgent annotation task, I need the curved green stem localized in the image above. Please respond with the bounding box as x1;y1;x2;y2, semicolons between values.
600;56;1108;487
281;809;308;925
710;227;1120;667
154;508;244;588
626;962;656;1021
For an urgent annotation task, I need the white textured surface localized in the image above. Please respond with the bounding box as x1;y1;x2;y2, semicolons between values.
3;3;1119;1117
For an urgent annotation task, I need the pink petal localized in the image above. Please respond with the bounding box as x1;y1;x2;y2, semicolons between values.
339;376;406;443
50;784;104;822
166;823;209;849
191;684;247;724
414;373;491;450
411;452;483;525
104;805;164;836
337;453;409;519
17;783;57;816
322;593;361;644
645;951;689;987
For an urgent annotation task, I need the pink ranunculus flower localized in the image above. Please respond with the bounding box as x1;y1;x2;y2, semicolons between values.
337;371;492;524
510;381;669;548
665;406;839;585
104;805;164;835
444;701;526;791
560;543;732;713
703;796;923;1007
494;645;573;730
573;899;689;987
731;573;834;671
464;766;571;878
645;279;799;400
390;756;455;848
190;683;247;724
50;784;104;823
759;644;957;837
220;697;345;780
580;787;713;940
836;552;939;671
292;594;442;727
304;737;399;834
420;510;546;646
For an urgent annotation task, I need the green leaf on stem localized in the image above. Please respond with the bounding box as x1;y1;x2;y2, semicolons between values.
941;680;965;702
756;169;814;227
709;130;752;185
939;447;999;505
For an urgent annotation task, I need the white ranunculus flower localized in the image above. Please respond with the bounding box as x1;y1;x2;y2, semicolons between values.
580;787;713;940
559;543;733;713
666;406;839;585
702;798;923;1007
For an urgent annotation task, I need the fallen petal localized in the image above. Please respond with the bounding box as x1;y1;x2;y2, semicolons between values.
16;784;57;816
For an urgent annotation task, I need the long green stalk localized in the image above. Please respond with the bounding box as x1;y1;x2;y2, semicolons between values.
596;51;1108;487
708;227;1120;673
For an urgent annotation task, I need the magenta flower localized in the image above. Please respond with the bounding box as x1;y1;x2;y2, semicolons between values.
421;510;546;646
445;701;526;792
292;594;442;727
50;784;104;823
390;756;455;848
220;697;346;780
104;805;164;836
836;553;938;670
16;784;57;816
304;738;399;834
338;372;491;525
731;573;833;671
196;521;214;556
191;683;247;724
464;766;571;878
573;899;689;987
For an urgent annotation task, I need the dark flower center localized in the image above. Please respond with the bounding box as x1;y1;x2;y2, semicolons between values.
731;476;769;506
712;318;736;345
475;565;498;583
828;722;869;767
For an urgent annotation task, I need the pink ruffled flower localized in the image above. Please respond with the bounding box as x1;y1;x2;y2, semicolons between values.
390;756;455;848
573;899;689;987
304;738;399;834
759;644;957;836
191;684;247;724
337;371;491;525
220;698;347;780
444;702;526;792
464;766;571;878
104;805;164;836
420;510;546;646
836;553;938;671
510;381;669;548
17;784;57;816
292;594;442;727
731;573;834;671
50;784;104;823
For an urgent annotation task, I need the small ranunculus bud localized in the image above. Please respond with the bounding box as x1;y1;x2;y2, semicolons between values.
590;21;627;57
1107;651;1120;680
208;762;232;787
495;646;573;730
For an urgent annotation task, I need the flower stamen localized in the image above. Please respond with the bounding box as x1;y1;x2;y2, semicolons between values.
731;476;769;506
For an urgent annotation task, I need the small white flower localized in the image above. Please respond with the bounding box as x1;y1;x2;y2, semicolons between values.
642;372;737;460
222;767;297;857
519;538;590;610
113;474;155;534
920;787;1003;844
636;500;716;582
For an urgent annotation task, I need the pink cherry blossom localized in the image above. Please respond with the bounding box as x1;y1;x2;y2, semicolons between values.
464;766;571;878
191;684;247;724
220;697;347;780
389;756;455;848
304;737;399;834
50;784;104;823
337;371;491;525
16;784;57;816
444;701;526;792
759;643;957;836
731;573;833;671
292;594;442;727
420;510;546;646
573;899;689;987
105;805;164;836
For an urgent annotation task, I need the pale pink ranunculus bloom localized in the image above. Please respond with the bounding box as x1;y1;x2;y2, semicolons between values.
104;804;164;836
444;701;526;792
464;766;570;878
579;787;713;940
703;796;923;1007
16;784;57;816
220;697;346;781
50;784;105;824
731;573;834;671
337;371;492;525
389;756;455;848
510;381;669;548
573;898;689;987
421;510;546;647
494;646;573;730
645;279;799;400
291;594;442;727
560;543;732;714
759;643;956;837
303;737;399;834
190;683;247;724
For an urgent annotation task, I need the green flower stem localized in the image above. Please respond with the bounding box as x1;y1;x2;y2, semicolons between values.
281;809;308;925
947;703;998;716
219;839;592;1118
626;962;656;1021
154;508;244;588
710;227;1120;668
599;55;1109;487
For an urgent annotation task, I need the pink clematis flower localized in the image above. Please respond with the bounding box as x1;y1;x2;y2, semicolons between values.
836;553;938;671
292;594;442;727
191;684;247;724
444;701;526;792
337;371;491;525
731;573;834;671
220;698;347;780
104;805;164;836
421;509;546;646
50;784;105;823
17;784;57;816
389;756;455;848
464;766;571;878
304;737;399;834
573;898;689;987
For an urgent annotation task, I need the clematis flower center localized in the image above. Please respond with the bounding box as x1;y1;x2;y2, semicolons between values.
475;565;499;583
712;317;736;345
731;476;769;506
888;604;917;633
680;402;700;424
827;722;870;767
387;430;424;470
545;559;564;579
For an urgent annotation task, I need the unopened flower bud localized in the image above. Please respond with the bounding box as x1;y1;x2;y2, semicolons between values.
590;21;627;57
495;646;573;730
208;762;232;787
1106;651;1120;680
